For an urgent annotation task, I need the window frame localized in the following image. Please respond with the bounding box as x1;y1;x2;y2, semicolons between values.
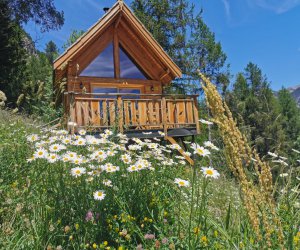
79;37;150;80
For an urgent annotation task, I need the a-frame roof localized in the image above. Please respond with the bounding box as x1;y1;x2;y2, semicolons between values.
53;0;182;83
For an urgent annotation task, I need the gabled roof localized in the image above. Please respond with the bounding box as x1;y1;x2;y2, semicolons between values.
53;0;182;82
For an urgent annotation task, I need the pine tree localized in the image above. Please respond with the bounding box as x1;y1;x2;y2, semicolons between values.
277;88;300;148
131;0;192;72
131;0;229;94
45;41;59;64
227;62;286;155
62;30;85;50
188;13;230;93
0;1;28;105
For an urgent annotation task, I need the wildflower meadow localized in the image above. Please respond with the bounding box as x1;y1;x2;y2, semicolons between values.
0;76;299;250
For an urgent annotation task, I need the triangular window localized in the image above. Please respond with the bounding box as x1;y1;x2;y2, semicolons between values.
80;43;114;77
120;46;147;79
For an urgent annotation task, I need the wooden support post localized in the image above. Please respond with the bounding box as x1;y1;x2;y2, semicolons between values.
165;136;194;165
161;97;167;136
193;97;200;134
114;29;120;78
117;96;124;133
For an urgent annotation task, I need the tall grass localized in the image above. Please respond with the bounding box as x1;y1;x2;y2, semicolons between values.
0;93;299;250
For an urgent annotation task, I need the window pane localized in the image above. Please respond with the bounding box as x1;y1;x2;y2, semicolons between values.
93;87;117;99
119;88;140;99
120;46;147;79
80;43;114;77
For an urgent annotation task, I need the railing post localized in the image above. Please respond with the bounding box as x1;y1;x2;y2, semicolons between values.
193;96;200;134
117;96;124;133
161;97;167;136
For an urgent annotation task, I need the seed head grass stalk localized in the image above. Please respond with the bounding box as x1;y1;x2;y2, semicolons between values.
199;71;284;248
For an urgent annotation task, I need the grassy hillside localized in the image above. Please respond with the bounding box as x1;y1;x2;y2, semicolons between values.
0;107;299;250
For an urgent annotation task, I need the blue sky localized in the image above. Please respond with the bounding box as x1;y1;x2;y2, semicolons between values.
25;0;300;90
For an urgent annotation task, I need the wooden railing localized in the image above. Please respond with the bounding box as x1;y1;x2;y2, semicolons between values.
64;92;200;135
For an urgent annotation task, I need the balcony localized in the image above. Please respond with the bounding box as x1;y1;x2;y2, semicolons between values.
64;92;200;137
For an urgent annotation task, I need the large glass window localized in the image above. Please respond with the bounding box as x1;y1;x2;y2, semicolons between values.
80;43;114;77
120;46;147;79
79;42;149;79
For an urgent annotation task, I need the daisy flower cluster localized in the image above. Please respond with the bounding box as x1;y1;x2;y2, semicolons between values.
27;128;187;202
191;140;219;157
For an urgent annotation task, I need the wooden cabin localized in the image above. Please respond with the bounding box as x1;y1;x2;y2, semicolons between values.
54;0;200;142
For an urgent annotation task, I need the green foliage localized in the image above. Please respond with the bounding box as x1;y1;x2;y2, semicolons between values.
62;30;85;50
0;0;63;121
226;62;286;155
22;52;62;121
131;0;229;94
188;13;230;92
45;40;59;64
6;0;64;31
277;88;300;149
0;1;28;105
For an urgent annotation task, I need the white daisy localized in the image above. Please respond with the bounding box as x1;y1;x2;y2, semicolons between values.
74;138;86;146
174;178;190;187
103;179;112;187
27;156;36;162
66;151;77;159
72;157;83;165
127;165;138;172
47;153;59;163
201;167;220;179
104;129;113;136
168;144;181;150
33;148;48;159
78;129;86;136
62;137;71;144
191;143;210;157
121;154;132;164
49;144;65;152
93;190;106;201
107;150;116;156
71;167;86;177
204;141;219;151
27;134;39;142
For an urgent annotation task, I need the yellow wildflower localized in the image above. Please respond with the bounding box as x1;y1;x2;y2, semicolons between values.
193;227;200;235
201;235;208;244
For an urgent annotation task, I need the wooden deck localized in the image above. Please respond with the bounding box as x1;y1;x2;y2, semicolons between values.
64;92;200;136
